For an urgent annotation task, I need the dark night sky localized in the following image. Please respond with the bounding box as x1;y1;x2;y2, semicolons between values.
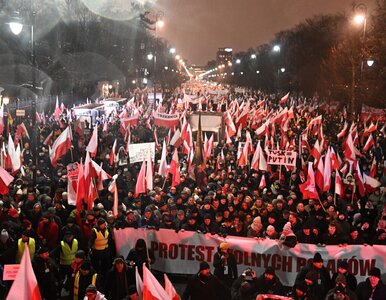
156;0;375;65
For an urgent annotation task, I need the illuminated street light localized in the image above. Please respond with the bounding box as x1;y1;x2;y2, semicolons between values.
175;55;180;60
250;54;256;59
9;21;23;35
169;47;176;54
132;80;136;84
147;53;154;60
280;68;285;73
367;59;374;67
353;14;365;24
256;70;260;74
273;45;281;52
156;19;164;28
227;61;232;67
235;59;241;64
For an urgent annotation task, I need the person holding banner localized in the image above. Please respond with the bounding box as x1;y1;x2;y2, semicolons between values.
295;253;332;299
355;267;386;300
213;242;238;287
182;261;231;300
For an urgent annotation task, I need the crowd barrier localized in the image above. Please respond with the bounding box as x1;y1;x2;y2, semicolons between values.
114;228;386;286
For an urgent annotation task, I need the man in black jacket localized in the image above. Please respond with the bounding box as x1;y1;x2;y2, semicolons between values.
213;242;238;287
355;267;386;300
295;252;332;299
182;261;230;300
255;266;285;296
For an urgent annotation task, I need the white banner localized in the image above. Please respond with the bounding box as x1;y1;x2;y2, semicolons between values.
267;150;297;167
114;228;386;287
128;142;155;163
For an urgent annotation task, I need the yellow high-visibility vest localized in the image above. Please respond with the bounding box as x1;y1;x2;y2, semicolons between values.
73;271;97;300
92;228;109;250
60;239;78;265
16;238;35;263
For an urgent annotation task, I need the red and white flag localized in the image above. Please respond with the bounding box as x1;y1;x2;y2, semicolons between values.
0;104;4;135
363;174;381;189
363;122;377;136
323;147;332;192
315;157;324;191
0;166;14;195
335;170;343;197
109;139;117;166
164;274;180;300
169;149;180;187
158;140;168;177
224;111;236;137
363;134;374;152
54;96;61;121
108;174;119;216
86;125;98;157
355;161;366;197
49;127;72;167
6;243;42;300
43;131;54;146
259;174;266;189
76;159;86;211
135;266;143;300
279;92;290;104
143;264;171;300
299;162;319;200
337;122;348;139
135;160;146;197
7;134;21;172
146;152;153;191
369;158;377;177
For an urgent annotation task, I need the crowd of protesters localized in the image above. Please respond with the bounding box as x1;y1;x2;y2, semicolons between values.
0;82;385;299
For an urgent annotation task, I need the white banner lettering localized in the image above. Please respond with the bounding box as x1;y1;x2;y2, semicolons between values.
267;150;297;167
128;143;155;163
114;228;386;287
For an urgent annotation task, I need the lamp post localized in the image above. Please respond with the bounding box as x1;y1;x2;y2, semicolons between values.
9;9;38;187
351;3;367;114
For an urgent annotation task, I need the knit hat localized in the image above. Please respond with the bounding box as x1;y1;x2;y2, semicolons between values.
219;242;229;250
86;284;97;294
335;274;347;285
199;261;210;271
75;250;85;259
369;267;381;279
97;217;106;225
313;252;323;263
8;208;19;218
80;261;91;270
0;229;9;243
337;260;348;270
265;267;275;276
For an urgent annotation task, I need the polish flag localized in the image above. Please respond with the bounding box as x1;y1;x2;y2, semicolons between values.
169;149;180;187
170;129;182;148
143;264;171;300
87;180;97;210
43;131;54;146
134;160;146;197
146;152;153;191
259;174;266;189
91;159;111;191
279;92;290;104
158;140;168;177
109;139;117;166
0;104;4;135
54;96;61;121
135;266;143;299
49;127;72;167
323;147;332;192
7;134;21;172
299;162;319;200
363;134;374;152
76;159;85;211
315;157;324;191
7;244;41;300
337;122;348;139
0;166;14;195
310;139;321;163
235;103;249;129
355;161;366;197
369;158;377;177
224;111;236;137
164;274;180;300
307;115;322;131
344;133;357;161
255;122;268;137
363;173;381;189
250;141;261;171
86;125;98;157
335;170;343;197
363;122;377;136
108;174;119;216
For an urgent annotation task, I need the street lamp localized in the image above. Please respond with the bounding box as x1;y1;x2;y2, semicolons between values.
235;59;241;64
367;59;374;67
280;68;286;73
147;53;154;60
169;47;176;54
250;54;256;59
9;10;38;187
273;45;281;52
